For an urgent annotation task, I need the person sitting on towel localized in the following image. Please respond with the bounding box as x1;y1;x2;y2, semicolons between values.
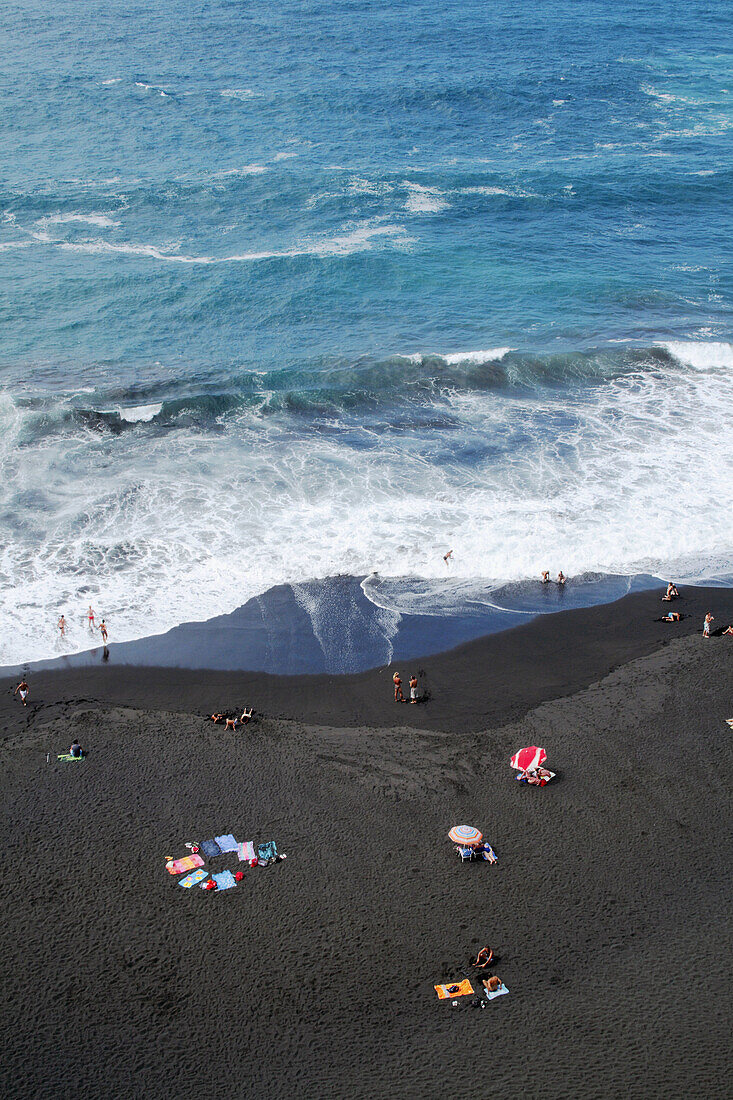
483;975;502;993
475;842;498;863
472;946;494;969
69;741;83;758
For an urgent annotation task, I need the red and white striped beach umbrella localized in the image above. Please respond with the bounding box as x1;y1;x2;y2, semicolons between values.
448;825;483;846
509;745;547;771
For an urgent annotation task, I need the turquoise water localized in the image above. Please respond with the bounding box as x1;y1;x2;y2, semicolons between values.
1;0;732;664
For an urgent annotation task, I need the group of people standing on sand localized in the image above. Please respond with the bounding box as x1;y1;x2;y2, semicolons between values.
57;605;108;644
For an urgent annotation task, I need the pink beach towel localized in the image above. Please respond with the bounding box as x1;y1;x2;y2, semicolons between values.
237;841;256;862
166;854;205;875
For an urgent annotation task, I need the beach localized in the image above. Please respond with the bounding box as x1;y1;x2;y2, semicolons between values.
2;588;731;1099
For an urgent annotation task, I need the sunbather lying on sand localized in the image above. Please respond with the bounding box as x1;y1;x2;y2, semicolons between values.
722;626;733;636
210;713;225;723
521;766;552;785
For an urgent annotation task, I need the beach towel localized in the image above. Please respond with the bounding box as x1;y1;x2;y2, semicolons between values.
484;982;509;1001
57;753;84;762
211;870;237;891
435;979;474;1000
214;834;238;853
257;841;278;864
166;854;205;875
237;841;256;862
517;771;556;785
200;839;223;859
179;868;208;888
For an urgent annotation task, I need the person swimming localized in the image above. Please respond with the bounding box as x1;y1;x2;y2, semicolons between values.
541;570;550;583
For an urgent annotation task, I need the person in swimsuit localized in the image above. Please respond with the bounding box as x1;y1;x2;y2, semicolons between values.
472;946;494;970
557;571;566;586
483;975;502;994
58;615;66;637
703;612;714;638
14;680;29;706
722;625;733;636
662;582;679;601
541;571;550;583
443;549;453;564
87;605;96;628
99;620;108;643
661;612;681;622
393;672;405;702
522;766;552;786
409;674;418;704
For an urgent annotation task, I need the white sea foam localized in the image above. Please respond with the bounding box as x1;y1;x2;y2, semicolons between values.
273;151;299;161
101;78;122;85
51;221;412;264
117;403;163;423
2;340;732;666
37;213;121;229
403;182;449;214
220;88;260;100
441;348;514;366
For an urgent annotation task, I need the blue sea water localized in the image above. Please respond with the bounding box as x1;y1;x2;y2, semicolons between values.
1;0;732;666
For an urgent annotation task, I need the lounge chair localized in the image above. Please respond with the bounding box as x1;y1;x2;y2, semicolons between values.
456;845;475;862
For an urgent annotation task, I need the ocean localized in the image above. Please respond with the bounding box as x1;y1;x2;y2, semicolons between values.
2;0;732;668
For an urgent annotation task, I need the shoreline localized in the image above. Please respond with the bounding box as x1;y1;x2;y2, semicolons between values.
4;583;733;734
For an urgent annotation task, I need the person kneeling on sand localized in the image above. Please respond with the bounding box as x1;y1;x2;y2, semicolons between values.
662;582;679;601
472;946;494;970
483;975;502;993
69;741;83;758
661;612;681;622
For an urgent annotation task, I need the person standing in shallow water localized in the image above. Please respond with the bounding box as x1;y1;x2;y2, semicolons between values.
99;619;108;644
87;605;95;629
58;615;66;638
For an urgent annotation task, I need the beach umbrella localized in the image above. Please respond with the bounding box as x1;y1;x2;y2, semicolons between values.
510;745;547;771
448;825;483;846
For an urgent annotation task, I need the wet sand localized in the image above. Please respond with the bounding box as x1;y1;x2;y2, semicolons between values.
1;587;731;1098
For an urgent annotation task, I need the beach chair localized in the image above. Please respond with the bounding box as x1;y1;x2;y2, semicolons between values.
456;845;475;862
257;840;278;865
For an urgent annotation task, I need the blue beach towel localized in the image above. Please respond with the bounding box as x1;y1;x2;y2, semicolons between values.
214;834;238;852
200;839;222;859
257;841;278;864
485;983;509;1001
179;869;208;888
212;870;237;891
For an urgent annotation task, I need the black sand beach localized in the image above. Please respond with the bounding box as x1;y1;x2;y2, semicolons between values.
2;587;732;1098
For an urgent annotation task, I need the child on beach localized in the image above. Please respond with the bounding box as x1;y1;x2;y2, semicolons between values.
14;679;29;706
703;612;714;638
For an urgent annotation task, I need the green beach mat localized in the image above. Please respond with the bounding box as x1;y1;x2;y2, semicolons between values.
57;753;84;762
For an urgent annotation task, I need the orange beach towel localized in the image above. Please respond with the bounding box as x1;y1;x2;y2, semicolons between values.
435;979;474;1000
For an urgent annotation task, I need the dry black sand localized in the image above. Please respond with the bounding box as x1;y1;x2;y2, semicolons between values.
1;587;732;1098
